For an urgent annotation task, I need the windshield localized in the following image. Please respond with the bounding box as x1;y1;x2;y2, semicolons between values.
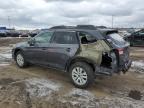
107;33;127;46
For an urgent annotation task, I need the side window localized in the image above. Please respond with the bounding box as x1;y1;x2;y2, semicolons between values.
34;31;53;43
52;31;78;44
78;32;97;44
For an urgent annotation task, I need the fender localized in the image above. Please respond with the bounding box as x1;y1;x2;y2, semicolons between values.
65;56;97;72
12;47;25;60
65;40;112;72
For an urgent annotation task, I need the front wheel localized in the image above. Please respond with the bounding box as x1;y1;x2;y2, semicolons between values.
15;51;28;68
69;62;95;88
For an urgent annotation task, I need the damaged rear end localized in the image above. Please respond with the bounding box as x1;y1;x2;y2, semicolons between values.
77;29;132;76
99;29;132;75
99;46;131;76
78;39;121;76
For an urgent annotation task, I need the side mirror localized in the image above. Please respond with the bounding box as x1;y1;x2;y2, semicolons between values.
28;38;35;46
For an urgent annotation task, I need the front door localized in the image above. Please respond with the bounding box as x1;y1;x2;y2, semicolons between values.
25;31;54;65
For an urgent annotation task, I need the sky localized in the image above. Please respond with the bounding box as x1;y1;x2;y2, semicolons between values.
0;0;144;29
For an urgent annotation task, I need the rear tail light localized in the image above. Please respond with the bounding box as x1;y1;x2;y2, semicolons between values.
118;48;124;55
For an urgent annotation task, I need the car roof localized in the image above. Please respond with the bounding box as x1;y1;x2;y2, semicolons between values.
42;25;118;40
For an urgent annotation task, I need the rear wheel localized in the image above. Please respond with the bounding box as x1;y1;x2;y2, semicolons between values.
16;51;28;68
69;62;95;88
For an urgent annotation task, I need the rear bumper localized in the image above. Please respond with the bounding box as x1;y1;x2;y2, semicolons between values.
121;59;132;73
95;60;132;76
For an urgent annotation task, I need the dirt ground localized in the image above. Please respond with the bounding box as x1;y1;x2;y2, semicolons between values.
0;38;144;108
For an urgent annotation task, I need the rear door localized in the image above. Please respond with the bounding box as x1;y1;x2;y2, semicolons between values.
47;31;79;70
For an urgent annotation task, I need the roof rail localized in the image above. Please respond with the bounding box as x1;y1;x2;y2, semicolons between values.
49;25;97;30
76;25;96;30
50;25;75;29
50;25;66;29
95;26;107;29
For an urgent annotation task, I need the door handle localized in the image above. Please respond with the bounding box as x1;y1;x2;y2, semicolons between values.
66;48;71;52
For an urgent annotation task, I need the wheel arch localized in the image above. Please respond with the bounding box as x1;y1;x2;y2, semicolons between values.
13;48;24;60
66;57;96;72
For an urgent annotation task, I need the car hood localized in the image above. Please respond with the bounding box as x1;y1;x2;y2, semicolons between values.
16;42;29;48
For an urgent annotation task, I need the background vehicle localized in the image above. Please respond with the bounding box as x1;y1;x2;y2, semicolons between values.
6;31;21;37
118;30;131;37
12;25;131;88
124;29;144;46
0;28;7;37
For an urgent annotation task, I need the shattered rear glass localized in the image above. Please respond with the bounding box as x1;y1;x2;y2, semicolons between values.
107;33;127;46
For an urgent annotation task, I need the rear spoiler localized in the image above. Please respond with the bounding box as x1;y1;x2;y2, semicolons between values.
99;29;118;36
105;30;118;35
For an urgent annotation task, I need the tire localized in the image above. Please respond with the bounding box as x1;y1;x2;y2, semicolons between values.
15;51;28;68
69;62;95;88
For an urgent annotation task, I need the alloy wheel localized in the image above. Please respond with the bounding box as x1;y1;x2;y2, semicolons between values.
16;54;24;66
72;67;88;86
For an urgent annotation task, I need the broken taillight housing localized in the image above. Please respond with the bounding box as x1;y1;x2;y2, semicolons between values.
118;48;124;55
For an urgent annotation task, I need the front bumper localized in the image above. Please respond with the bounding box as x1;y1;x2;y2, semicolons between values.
12;48;15;60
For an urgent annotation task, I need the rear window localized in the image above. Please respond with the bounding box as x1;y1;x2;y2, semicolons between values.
107;33;127;46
